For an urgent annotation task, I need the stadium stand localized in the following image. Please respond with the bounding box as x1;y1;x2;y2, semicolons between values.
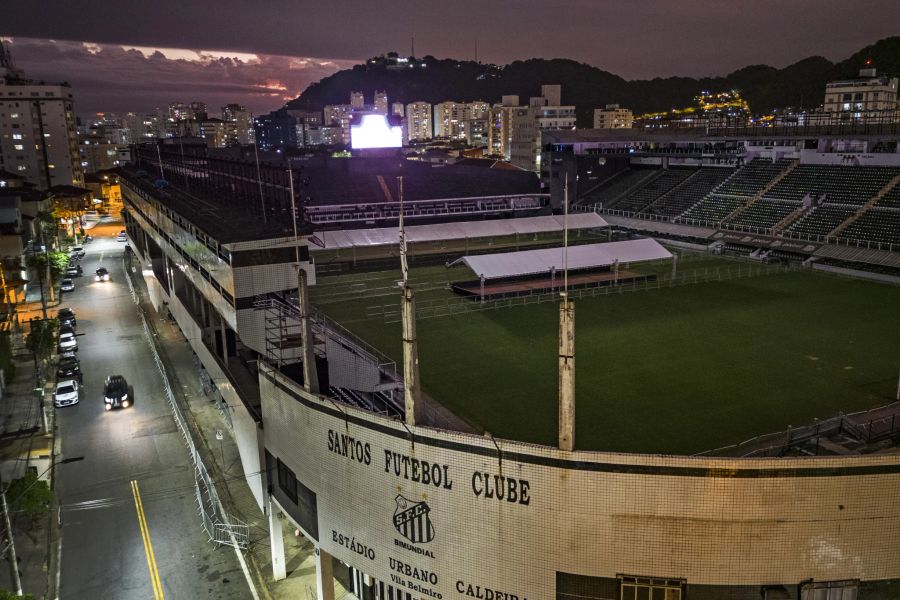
767;165;900;204
644;168;734;217
607;168;694;213
725;199;801;231
785;204;858;238
838;208;900;246
578;169;659;206
714;159;793;197
877;181;900;208
679;194;747;223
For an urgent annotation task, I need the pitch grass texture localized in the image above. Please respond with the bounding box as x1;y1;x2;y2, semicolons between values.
312;263;900;455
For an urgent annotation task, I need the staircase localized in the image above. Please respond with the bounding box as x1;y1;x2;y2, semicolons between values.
607;170;662;207
828;172;900;238
722;160;798;224
771;204;809;234
643;168;702;212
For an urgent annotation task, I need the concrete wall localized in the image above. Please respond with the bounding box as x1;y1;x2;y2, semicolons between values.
261;364;900;598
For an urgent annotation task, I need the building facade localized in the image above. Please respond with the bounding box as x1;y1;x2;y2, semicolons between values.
222;104;255;145
0;42;83;189
510;86;576;171
593;104;634;129
824;65;899;120
405;102;433;142
374;91;388;115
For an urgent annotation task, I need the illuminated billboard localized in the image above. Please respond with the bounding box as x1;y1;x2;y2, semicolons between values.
350;114;402;149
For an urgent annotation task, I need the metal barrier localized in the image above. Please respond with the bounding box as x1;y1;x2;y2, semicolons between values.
124;257;249;549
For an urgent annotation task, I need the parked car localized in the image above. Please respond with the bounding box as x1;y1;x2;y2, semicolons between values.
60;278;75;292
57;307;76;328
116;231;127;242
103;375;131;410
95;267;110;282
56;356;83;383
70;246;85;258
54;380;79;408
59;323;75;337
65;264;83;277
58;331;78;353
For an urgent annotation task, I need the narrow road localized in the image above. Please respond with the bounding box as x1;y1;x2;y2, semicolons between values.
55;221;250;599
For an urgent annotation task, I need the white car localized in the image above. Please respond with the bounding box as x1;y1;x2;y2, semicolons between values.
54;380;79;407
70;246;85;258
60;278;75;292
116;231;127;242
58;331;78;353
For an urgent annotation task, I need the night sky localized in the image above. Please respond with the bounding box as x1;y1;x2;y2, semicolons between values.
1;0;898;116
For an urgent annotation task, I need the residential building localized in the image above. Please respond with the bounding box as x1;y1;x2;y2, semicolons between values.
391;102;405;117
190;101;208;120
350;91;365;110
167;102;193;122
323;104;354;145
0;41;83;189
78;132;121;173
287;109;323;147
461;118;489;147
254;109;300;149
374;91;388;115
593;104;634;129
122;112;163;141
433;101;468;138
405;101;432;142
222;104;255;145
199;118;232;148
488;95;521;159
824;62;898;120
509;85;576;171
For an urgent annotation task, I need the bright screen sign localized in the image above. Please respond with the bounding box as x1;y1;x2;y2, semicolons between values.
351;114;402;149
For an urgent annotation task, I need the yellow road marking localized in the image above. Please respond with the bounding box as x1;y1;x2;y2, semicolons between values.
131;480;164;599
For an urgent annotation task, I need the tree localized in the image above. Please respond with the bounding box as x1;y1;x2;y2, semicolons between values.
24;318;56;362
25;252;67;284
0;332;14;385
0;591;36;599
6;471;52;521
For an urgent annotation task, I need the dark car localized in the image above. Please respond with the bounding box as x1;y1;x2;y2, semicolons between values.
59;323;75;337
95;267;110;282
103;375;131;410
56;357;83;383
57;308;76;328
65;264;83;277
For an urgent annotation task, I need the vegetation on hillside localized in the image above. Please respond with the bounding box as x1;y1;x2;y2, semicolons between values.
289;36;900;126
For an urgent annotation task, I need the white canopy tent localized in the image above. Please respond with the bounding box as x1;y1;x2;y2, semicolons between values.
312;213;607;250
451;239;672;280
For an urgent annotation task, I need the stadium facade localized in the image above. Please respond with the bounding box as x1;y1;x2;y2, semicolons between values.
122;140;900;600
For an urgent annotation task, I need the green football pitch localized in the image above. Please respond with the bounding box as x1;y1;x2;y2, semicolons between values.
310;256;900;455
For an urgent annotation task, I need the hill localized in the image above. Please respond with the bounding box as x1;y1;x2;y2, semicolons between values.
288;36;900;126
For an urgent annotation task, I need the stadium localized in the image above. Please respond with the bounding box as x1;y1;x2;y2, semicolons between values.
122;122;900;600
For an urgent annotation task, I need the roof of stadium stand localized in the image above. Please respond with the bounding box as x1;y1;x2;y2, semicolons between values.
451;238;672;280
312;213;608;250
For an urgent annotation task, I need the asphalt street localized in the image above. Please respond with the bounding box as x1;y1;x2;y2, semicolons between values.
54;221;251;599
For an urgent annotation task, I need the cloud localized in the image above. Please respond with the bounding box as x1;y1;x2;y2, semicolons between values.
2;37;355;117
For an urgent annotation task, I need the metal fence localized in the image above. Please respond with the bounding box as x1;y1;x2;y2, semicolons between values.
365;261;796;324
124;259;249;549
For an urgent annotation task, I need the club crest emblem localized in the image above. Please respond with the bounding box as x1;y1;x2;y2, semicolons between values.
393;494;434;544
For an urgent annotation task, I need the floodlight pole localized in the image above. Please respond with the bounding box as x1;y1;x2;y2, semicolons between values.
399;176;423;427
558;174;575;452
288;168;318;394
672;252;678;279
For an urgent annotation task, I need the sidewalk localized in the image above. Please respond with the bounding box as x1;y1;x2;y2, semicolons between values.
0;334;55;599
131;271;357;599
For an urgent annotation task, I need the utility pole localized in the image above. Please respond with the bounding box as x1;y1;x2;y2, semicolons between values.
398;177;423;427
288;169;318;394
558;174;575;452
1;483;22;596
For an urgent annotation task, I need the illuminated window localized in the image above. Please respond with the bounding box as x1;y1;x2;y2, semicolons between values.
17;165;26;171
9;113;19;118
12;134;22;140
619;575;684;600
13;144;22;150
800;580;858;600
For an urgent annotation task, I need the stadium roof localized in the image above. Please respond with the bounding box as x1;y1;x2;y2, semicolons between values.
451;238;671;280
312;213;607;250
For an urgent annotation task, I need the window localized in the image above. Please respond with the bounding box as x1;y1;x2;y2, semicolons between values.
276;458;298;503
12;134;22;140
13;145;22;150
9;113;18;118
619;576;684;600
17;165;26;171
800;580;859;600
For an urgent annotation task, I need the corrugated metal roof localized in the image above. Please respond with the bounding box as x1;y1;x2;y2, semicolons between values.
455;238;672;280
313;213;608;250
